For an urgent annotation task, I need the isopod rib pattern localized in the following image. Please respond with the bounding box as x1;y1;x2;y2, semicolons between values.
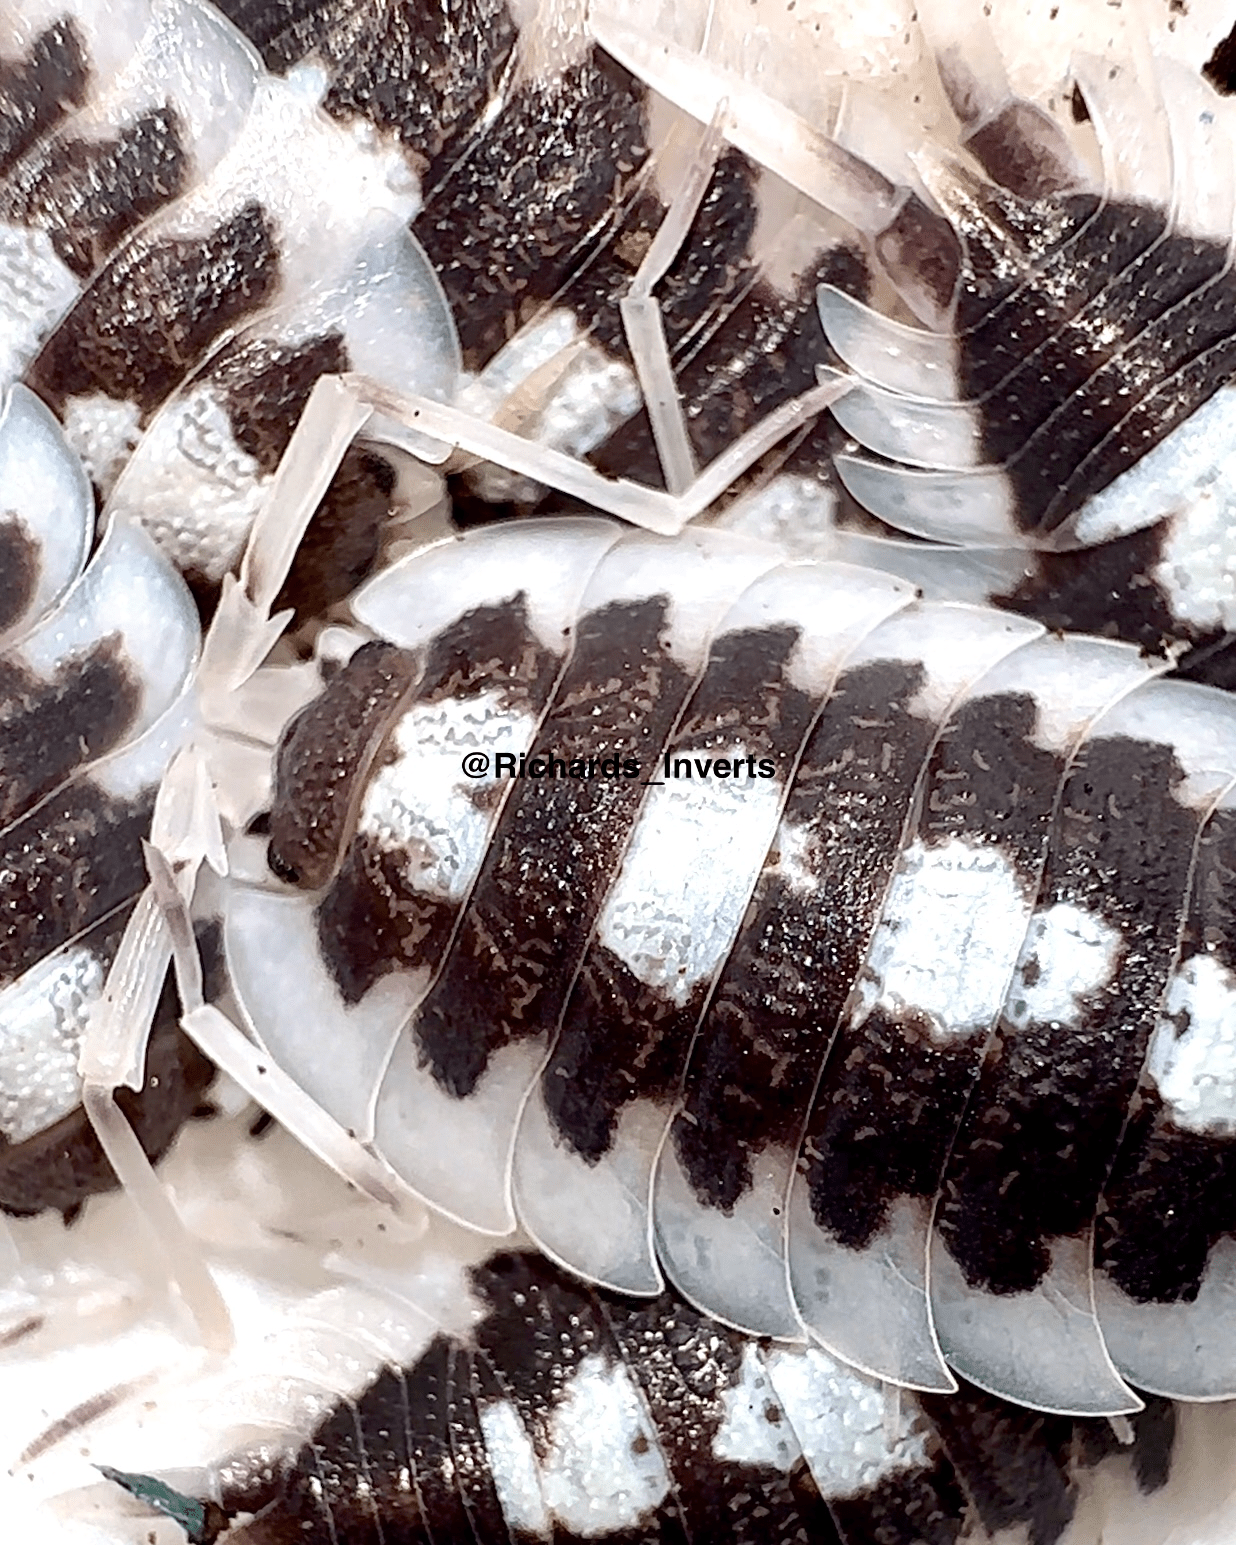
223;515;1236;1420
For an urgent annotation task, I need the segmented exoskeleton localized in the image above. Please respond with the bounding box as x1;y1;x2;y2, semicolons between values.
6;0;1236;1539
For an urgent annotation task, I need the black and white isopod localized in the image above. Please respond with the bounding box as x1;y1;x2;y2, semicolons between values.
201;507;1236;1425
7;0;1236;1538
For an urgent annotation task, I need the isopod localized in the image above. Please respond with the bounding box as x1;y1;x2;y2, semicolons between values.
4;0;1236;1539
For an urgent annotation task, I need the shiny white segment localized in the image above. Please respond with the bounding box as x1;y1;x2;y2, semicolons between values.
1068;385;1236;568
1014;634;1164;757
1071;51;1172;210
106;385;266;582
0;945;101;1142
596;752;785;1006
224;888;424;1143
817;285;958;402
514;1093;666;1297
718;563;920;701
1146;953;1236;1136
1157;57;1236;242
0;0;153;87
835;455;1019;546
830;531;1035;606
100;0;258;174
821;369;981;470
374;1039;543;1233
0;385;91;641
7;519;198;750
714;1343;801;1471
1087;678;1236;812
854;836;1027;1041
850;602;1041;724
654;1141;802;1339
361;692;538;905
538;1355;671;1535
707;473;840;558
352;519;621;656
788;1191;956;1394
92;687;198;801
566;528;784;673
1004;902;1123;1031
1097;1234;1236;1401
764;1342;930;1497
930;1229;1142;1415
478;1399;551;1538
1154;488;1236;636
138;61;422;286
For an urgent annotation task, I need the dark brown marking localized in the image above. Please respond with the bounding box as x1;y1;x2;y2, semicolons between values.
0;635;142;829
29;201;280;418
0;515;39;634
313;597;559;1001
0;19;88;179
0;105;188;279
0;782;152;988
268;639;418;890
413;596;691;1098
937;734;1202;1294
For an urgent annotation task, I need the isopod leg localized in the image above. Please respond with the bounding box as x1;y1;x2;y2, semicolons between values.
78;749;231;1350
618;101;728;494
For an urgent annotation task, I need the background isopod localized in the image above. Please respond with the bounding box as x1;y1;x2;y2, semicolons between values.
5;0;1236;1539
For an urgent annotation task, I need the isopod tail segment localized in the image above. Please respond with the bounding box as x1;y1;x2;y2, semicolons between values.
809;0;1236;571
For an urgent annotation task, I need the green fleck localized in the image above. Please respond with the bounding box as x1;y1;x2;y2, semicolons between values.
97;1465;226;1544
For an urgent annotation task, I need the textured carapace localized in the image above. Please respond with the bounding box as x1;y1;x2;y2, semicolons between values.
6;0;1236;1539
224;514;1236;1422
104;1247;1180;1545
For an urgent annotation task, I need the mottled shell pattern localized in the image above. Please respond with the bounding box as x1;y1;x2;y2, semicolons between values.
5;0;1236;1541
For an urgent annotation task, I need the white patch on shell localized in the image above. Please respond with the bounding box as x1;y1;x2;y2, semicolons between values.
1155;483;1236;635
477;1398;551;1537
763;1344;929;1499
359;692;538;903
710;473;838;557
0;224;78;381
854;836;1029;1041
1071;385;1236;632
766;816;818;896
459;308;640;505
1004;901;1123;1031
713;1344;801;1472
1146;952;1236;1136
537;1354;670;1535
596;748;784;1006
60;393;143;494
0;946;102;1143
108;386;268;582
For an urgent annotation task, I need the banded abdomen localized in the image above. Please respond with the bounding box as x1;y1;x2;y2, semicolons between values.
100;1246;1183;1545
0;387;210;1218
219;516;1236;1419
